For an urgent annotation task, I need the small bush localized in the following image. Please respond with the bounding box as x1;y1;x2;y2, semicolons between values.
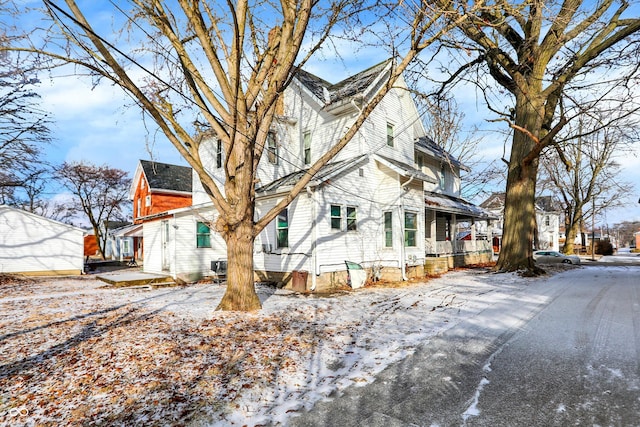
595;240;614;256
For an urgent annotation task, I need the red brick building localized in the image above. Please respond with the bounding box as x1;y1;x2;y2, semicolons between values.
127;160;193;261
131;160;193;224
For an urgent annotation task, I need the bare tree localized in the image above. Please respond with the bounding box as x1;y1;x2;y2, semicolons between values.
0;66;52;204
55;162;131;260
433;0;640;273
417;94;502;199
4;0;490;310
539;117;635;254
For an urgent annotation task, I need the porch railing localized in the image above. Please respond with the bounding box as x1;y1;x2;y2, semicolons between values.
426;239;491;256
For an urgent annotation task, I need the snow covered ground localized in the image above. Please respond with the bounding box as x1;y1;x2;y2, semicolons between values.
0;267;561;426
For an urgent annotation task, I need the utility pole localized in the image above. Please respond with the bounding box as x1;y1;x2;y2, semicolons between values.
591;197;596;261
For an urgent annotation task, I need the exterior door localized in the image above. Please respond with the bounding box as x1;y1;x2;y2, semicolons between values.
161;220;170;271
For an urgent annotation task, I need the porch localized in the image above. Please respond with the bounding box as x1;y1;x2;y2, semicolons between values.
424;191;495;274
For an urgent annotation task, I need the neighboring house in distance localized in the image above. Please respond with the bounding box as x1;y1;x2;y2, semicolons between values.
122;160;193;263
0;205;84;275
479;192;561;252
140;60;493;289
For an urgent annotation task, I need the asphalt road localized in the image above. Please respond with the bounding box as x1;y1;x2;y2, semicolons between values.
289;265;640;426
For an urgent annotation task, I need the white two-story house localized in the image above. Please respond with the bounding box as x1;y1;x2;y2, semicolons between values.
138;60;493;289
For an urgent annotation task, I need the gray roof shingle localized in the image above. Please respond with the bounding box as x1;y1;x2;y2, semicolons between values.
140;160;192;193
295;60;391;106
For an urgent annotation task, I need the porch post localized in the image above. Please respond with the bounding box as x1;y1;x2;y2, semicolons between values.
471;218;476;252
451;214;458;253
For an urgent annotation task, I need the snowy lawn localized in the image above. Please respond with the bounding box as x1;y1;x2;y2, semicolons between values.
0;267;559;426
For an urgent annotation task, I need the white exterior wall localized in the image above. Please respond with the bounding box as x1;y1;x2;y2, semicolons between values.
0;207;84;274
143;210;226;280
537;212;560;252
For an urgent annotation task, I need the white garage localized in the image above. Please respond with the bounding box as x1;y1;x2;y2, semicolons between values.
0;205;85;275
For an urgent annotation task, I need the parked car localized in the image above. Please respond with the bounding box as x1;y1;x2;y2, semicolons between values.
534;250;581;265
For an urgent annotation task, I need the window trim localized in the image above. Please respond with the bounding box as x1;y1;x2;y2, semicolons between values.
386;122;394;147
404;211;418;247
276;209;289;248
196;221;212;248
384;211;393;247
330;204;342;230
346;206;357;231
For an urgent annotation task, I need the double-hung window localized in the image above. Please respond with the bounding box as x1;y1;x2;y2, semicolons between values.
330;205;342;230
384;211;393;247
277;209;289;248
346;207;357;231
196;221;211;248
386;123;394;147
404;212;417;247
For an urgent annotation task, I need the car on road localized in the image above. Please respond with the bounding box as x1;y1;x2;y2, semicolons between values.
534;250;581;265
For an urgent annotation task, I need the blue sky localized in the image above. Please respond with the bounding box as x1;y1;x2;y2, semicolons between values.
30;2;640;226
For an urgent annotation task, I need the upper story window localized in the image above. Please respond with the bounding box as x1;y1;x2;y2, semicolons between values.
386;123;394;147
277;209;289;248
196;221;211;248
267;131;278;165
140;179;145;189
439;163;446;189
216;139;223;168
545;215;550;226
145;195;151;207
303;131;311;165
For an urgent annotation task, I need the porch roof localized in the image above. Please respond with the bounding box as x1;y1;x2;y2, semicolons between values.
374;154;438;184
110;223;144;238
425;191;497;221
255;154;368;194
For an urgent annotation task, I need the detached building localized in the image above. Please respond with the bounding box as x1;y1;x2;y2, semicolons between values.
0;205;84;275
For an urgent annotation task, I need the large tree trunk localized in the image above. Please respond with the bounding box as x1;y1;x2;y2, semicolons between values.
216;218;262;311
562;205;582;255
495;92;545;275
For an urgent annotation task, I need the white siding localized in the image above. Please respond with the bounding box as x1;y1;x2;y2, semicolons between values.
0;207;84;274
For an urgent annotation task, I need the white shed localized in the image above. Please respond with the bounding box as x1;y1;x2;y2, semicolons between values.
0;205;85;275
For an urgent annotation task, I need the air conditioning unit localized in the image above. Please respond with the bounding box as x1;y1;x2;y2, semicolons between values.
262;244;272;254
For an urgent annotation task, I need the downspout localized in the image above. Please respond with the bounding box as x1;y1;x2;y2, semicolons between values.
172;213;178;281
399;175;415;281
307;186;318;291
399;204;408;281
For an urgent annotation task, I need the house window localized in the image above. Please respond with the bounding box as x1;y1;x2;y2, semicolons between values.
346;206;357;231
330;205;342;230
545;215;550;226
405;212;417;247
303;131;311;165
145;195;151;207
216;139;223;168
439;164;446;189
136;199;140;218
123;239;131;255
140;179;145;189
277;209;289;248
267;131;278;164
196;221;211;248
384;211;393;247
386;123;394;147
